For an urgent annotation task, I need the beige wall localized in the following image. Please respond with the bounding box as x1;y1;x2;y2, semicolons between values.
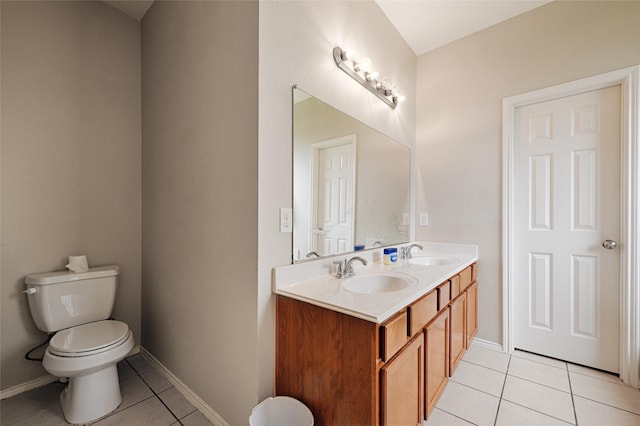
0;1;141;389
415;1;640;345
140;2;258;425
258;0;417;405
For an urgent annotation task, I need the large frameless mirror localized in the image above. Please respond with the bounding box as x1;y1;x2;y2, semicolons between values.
293;86;410;262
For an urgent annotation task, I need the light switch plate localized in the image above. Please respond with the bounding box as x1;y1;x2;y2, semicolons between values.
280;208;293;233
419;213;429;226
403;213;410;226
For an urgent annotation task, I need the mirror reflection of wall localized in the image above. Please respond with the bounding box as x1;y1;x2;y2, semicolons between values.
293;87;410;262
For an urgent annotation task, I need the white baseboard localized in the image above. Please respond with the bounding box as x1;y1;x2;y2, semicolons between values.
471;337;505;353
0;374;58;400
140;347;229;426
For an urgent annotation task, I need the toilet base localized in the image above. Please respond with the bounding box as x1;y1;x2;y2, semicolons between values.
60;364;122;424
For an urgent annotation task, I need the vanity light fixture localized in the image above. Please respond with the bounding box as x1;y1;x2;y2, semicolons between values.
333;46;403;109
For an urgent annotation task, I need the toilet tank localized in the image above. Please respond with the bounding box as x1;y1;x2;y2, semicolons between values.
24;265;120;332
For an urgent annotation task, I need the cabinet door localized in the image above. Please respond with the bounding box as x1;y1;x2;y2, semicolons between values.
449;292;466;375
381;334;424;426
425;308;449;418
465;281;478;348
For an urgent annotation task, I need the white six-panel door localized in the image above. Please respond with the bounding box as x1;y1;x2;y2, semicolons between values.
513;86;621;373
313;140;355;256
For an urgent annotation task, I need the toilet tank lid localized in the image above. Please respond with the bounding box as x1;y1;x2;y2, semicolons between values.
25;265;120;286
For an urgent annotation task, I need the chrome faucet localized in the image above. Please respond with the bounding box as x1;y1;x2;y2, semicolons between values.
400;244;423;259
333;256;368;279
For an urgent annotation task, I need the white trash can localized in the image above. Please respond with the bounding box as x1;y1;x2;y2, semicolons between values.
249;396;313;426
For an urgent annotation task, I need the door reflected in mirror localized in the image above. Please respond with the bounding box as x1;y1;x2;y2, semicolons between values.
293;87;410;262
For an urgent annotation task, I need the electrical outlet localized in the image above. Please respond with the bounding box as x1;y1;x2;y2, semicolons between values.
403;213;410;225
419;213;429;226
280;208;292;233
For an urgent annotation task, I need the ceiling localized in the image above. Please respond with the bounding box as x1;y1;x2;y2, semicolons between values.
102;0;153;21
375;0;551;55
103;0;551;56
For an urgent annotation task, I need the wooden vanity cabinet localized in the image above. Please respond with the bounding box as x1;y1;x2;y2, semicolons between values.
449;263;478;374
424;308;449;417
408;285;445;420
275;261;478;425
276;296;380;425
465;281;478;348
381;333;424;425
449;290;467;375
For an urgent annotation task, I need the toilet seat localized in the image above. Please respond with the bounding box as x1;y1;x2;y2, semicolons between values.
49;320;130;357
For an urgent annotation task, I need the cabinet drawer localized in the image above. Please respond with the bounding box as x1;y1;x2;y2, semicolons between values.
437;281;450;311
459;266;473;291
450;275;461;299
381;311;408;361
408;290;438;336
471;262;478;282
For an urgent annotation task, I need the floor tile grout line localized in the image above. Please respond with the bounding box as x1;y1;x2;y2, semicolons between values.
3;400;60;426
501;355;577;425
458;359;510;375
511;352;568;371
569;369;627;386
498;399;576;426
156;393;181;424
2;357;207;426
508;352;626;389
506;371;571;393
91;394;158;425
449;371;504;399
505;371;573;395
572;394;640;417
566;362;578;425
449;379;504;400
126;357;182;423
123;357;209;425
461;359;509;375
1;382;67;426
435;407;480;425
493;353;512;426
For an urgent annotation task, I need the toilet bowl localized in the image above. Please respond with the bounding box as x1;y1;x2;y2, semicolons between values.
24;265;135;424
42;320;135;424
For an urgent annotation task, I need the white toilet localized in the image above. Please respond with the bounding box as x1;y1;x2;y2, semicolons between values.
24;265;135;424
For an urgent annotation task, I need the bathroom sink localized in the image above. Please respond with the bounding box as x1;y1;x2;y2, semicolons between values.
408;256;458;266
342;273;416;294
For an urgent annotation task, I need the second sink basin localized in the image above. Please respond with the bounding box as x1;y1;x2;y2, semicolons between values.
408;256;458;266
342;272;417;294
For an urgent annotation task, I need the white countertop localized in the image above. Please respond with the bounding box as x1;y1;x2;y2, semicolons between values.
273;242;478;323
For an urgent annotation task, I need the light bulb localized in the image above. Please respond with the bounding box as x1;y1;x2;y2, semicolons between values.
366;71;379;82
381;79;393;96
355;57;371;73
340;49;355;62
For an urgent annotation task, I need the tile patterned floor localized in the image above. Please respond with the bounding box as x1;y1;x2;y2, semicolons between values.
0;354;213;426
426;344;640;426
2;347;639;425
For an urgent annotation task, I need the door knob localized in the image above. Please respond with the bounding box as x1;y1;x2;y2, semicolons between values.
602;240;617;249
